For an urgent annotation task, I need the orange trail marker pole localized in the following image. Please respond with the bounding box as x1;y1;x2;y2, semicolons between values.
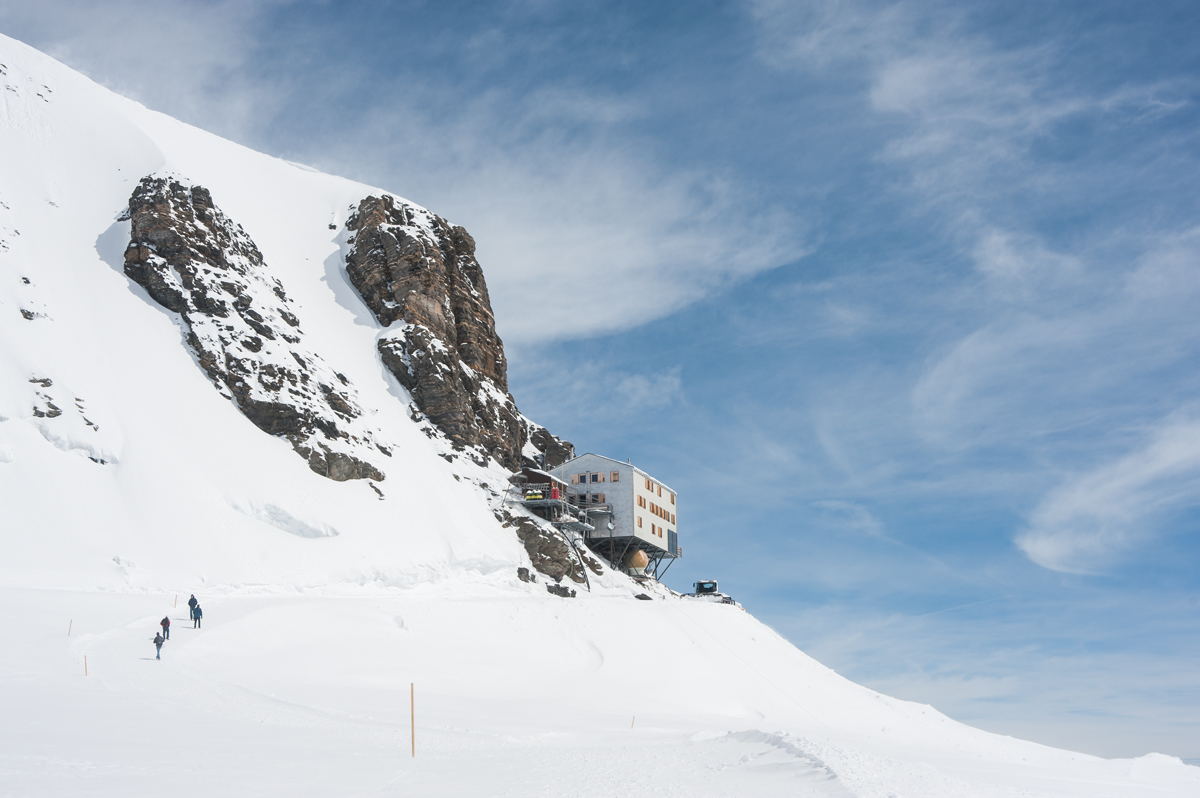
174;595;177;608
410;683;415;758
84;656;88;677
631;715;636;729
67;619;72;636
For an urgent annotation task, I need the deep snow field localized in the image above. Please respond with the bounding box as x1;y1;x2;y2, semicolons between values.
1;33;1198;797
6;585;1198;798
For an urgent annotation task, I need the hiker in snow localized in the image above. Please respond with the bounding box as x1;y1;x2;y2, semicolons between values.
160;615;170;640
154;631;164;659
187;594;197;619
193;604;202;629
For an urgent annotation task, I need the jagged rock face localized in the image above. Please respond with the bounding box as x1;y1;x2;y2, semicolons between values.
345;195;507;387
345;194;573;470
377;322;527;468
123;177;386;481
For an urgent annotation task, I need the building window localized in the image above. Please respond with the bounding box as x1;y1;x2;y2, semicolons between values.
670;493;675;505
611;471;619;482
590;473;599;483
646;478;652;490
599;493;606;504
657;485;662;497
671;514;675;524
637;517;643;528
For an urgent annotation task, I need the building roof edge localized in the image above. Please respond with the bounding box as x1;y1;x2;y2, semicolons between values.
555;453;676;493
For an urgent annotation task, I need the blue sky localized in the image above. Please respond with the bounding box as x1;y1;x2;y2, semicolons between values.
4;0;1200;760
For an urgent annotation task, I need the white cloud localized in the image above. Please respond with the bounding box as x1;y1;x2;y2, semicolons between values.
508;358;683;423
615;369;682;410
1017;417;1200;573
971;228;1082;299
321;94;805;344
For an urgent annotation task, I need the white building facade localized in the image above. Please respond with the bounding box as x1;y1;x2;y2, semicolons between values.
551;453;679;560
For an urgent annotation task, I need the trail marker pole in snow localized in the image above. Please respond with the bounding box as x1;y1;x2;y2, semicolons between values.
631;715;635;729
84;656;87;677
174;595;177;608
410;683;415;758
67;619;72;636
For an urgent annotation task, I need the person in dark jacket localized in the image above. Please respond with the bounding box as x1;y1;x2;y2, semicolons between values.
187;594;198;612
193;604;202;628
160;616;170;640
154;632;164;659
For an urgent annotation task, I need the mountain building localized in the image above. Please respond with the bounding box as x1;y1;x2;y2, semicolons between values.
552;453;680;579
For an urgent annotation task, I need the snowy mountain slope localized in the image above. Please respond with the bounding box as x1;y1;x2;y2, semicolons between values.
0;33;534;592
0;33;1196;796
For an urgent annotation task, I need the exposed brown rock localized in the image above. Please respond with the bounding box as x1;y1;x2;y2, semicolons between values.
495;508;585;585
124;176;385;481
344;194;573;470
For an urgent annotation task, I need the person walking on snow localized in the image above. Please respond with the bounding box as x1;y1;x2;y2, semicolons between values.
153;631;164;659
193;604;202;629
187;594;197;621
160;615;170;640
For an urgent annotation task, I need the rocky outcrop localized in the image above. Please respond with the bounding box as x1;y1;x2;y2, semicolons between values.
495;508;585;585
376;321;525;468
123;176;386;481
525;422;575;471
344;194;572;470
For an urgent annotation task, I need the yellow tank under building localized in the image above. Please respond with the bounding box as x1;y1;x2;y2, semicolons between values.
625;549;649;577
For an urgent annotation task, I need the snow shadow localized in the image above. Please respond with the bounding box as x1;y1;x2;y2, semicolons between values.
95;217;179;318
321;227;378;329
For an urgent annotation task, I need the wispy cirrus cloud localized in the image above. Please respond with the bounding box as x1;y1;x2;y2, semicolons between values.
1018;415;1200;573
749;0;1200;574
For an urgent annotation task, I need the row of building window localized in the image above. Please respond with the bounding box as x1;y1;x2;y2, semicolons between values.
636;496;677;525
642;477;674;504
571;471;620;484
570;493;606;505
